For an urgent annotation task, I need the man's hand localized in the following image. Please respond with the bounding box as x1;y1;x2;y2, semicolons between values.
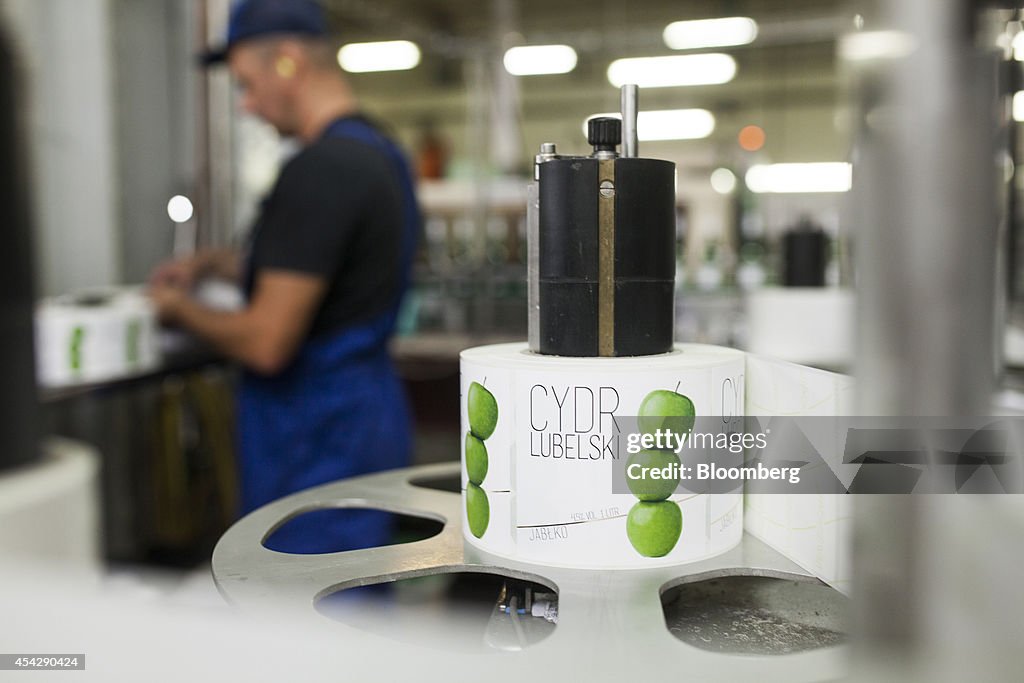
149;248;244;289
148;281;189;324
150;256;202;289
146;269;327;376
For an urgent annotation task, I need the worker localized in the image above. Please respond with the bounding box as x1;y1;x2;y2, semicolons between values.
149;0;419;554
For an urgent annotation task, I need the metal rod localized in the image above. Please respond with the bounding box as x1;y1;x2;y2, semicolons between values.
620;84;638;158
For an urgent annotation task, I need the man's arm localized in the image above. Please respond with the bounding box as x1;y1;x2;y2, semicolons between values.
150;247;245;288
151;269;326;375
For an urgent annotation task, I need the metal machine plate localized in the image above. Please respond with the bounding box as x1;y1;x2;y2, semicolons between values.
213;463;848;681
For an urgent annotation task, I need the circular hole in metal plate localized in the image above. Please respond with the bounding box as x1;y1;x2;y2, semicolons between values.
408;472;461;493
661;576;848;655
316;572;557;653
262;508;444;555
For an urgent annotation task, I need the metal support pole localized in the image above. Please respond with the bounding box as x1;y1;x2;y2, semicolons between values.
845;0;1001;677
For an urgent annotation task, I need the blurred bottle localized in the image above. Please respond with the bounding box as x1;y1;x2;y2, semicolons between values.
736;241;768;291
416;117;448;180
825;238;841;287
695;239;724;292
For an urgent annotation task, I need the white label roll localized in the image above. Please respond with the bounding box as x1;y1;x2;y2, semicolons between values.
461;343;745;569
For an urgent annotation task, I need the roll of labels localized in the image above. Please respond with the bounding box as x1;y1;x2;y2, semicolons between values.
462;86;745;569
35;288;161;387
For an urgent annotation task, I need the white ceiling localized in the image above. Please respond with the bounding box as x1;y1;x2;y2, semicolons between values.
321;0;854;167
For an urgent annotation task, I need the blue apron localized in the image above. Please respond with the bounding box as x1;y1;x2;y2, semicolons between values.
237;116;419;554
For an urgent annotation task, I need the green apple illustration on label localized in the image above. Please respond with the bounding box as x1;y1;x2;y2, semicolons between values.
626;500;682;557
466;482;490;538
464;380;496;539
638;388;695;440
626;449;680;501
467;382;498;439
465;432;488;485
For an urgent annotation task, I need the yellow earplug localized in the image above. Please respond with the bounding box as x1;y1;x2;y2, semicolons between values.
275;57;296;78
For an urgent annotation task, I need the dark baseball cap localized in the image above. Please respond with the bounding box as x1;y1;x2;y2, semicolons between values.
200;0;329;66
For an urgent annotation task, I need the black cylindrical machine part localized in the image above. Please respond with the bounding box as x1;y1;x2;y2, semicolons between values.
538;157;676;356
0;22;43;471
782;219;828;287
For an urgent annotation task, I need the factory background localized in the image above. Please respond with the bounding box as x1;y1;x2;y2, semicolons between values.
1;0;1022;680
6;0;847;297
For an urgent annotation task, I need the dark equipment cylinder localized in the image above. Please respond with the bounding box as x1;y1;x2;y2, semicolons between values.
538;156;676;357
782;218;828;287
0;21;43;471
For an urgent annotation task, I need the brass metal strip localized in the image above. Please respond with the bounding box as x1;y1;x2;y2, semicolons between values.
598;159;615;356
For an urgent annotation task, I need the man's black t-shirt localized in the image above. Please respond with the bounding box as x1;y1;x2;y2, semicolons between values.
245;124;405;338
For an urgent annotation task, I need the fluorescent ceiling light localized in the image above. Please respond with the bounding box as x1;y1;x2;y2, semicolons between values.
1014;32;1024;61
745;163;852;194
663;17;758;50
1014;91;1024;121
503;45;577;75
607;54;736;88
582;109;715;141
838;30;915;61
337;40;421;73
